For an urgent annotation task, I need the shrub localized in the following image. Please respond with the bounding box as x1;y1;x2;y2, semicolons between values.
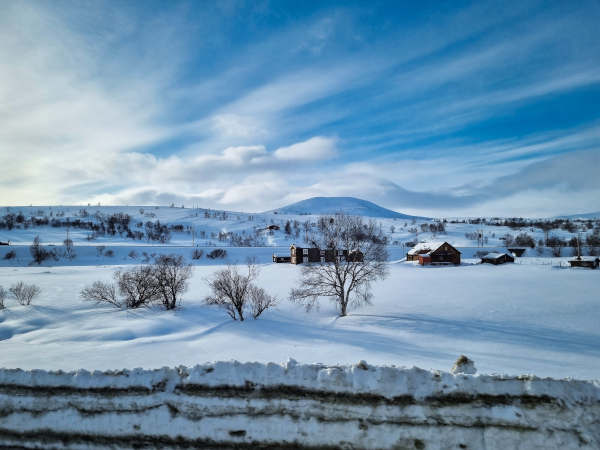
9;282;41;305
30;236;57;264
205;263;275;320
502;234;514;247
80;281;120;307
0;286;6;309
207;249;227;259
515;233;535;248
128;250;138;259
192;249;203;260
81;256;192;310
248;285;277;319
3;250;16;260
104;249;114;257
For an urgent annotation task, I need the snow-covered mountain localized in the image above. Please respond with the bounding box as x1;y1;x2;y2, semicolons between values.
267;197;427;219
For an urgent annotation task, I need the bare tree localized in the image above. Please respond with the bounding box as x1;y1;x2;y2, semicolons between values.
153;254;193;310
290;214;388;317
80;281;121;308
205;263;275;320
249;285;277;319
9;282;41;305
116;266;160;308
63;228;76;260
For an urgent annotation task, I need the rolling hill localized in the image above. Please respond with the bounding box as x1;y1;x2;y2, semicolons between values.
267;197;427;219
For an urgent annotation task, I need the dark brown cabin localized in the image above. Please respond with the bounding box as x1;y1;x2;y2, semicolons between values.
481;252;515;265
289;245;362;264
508;248;526;257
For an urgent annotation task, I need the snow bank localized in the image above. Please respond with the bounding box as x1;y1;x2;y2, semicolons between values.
1;361;598;449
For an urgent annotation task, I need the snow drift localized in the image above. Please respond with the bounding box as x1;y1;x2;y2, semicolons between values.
1;361;598;449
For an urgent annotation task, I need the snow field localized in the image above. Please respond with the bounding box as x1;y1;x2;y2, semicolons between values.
0;262;598;379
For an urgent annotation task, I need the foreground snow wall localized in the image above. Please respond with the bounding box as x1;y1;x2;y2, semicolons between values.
1;361;599;449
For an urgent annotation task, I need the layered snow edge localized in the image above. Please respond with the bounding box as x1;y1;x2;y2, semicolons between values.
1;360;599;401
1;361;599;449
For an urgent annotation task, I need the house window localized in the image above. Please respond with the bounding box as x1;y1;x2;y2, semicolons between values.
320;250;325;256
303;249;308;256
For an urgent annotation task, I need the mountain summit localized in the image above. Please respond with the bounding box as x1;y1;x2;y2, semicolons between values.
267;197;426;219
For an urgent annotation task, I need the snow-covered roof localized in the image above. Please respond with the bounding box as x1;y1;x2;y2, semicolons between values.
407;241;447;255
482;252;512;259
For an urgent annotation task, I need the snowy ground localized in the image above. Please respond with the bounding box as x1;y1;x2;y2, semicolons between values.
1;261;598;379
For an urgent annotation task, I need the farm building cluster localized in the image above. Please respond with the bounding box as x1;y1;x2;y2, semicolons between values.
405;241;599;269
273;240;599;270
405;242;524;266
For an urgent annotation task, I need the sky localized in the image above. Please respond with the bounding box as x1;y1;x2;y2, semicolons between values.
1;0;599;217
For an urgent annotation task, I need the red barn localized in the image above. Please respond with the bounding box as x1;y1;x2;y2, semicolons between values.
407;241;461;265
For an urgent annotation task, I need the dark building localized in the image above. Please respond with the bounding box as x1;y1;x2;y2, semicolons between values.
481;252;515;265
407;242;461;265
288;245;363;264
569;257;599;269
272;255;291;263
508;248;526;257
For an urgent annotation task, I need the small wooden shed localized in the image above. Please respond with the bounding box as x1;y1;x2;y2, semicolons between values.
481;252;515;265
569;257;599;269
272;255;291;263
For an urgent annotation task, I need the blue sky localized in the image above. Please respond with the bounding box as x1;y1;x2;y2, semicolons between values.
1;0;599;216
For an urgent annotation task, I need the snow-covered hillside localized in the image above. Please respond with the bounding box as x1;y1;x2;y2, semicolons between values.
0;201;598;257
